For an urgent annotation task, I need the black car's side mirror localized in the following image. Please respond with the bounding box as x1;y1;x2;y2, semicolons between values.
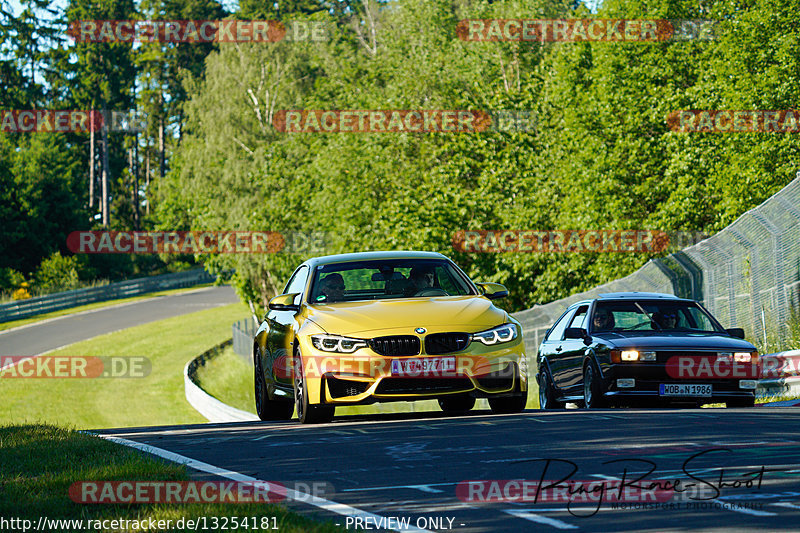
564;327;591;345
726;327;745;339
268;293;300;312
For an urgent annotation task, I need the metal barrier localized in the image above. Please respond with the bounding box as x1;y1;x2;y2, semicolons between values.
0;268;217;323
232;318;258;365
513;172;800;357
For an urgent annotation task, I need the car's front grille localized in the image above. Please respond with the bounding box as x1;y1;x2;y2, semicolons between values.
369;335;420;356
425;333;471;355
326;376;371;399
375;377;474;395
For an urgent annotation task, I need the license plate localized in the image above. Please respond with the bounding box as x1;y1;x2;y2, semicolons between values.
659;383;712;397
391;357;456;377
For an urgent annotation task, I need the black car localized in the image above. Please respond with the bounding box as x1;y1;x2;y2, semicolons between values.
536;292;759;408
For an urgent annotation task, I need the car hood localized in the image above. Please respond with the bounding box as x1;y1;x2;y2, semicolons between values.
596;332;757;351
305;296;507;336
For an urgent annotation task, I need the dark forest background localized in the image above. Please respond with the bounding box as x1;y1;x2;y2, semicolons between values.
2;0;799;311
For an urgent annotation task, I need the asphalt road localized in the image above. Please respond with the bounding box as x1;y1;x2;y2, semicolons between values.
97;408;800;532
0;285;239;357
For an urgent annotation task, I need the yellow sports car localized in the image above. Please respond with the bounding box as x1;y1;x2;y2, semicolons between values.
253;251;528;423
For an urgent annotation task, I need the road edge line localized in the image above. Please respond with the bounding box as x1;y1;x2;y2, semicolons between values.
86;432;434;533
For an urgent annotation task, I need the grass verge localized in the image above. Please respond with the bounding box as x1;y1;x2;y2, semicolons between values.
0;424;347;532
0;303;250;429
0;283;216;333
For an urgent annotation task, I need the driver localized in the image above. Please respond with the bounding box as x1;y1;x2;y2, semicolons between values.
654;311;678;329
592;308;615;331
319;273;346;303
405;266;435;296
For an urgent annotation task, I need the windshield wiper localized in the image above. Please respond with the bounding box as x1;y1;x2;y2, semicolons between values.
633;302;661;330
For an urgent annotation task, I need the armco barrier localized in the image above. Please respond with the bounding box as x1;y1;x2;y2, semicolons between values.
0;268;216;323
232;318;258;365
184;339;259;423
758;350;800;399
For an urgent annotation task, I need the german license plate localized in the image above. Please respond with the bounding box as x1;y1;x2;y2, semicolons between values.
659;383;712;396
391;357;456;377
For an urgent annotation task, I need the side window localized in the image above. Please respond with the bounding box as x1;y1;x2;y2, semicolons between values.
545;308;576;342
568;305;589;329
283;266;309;301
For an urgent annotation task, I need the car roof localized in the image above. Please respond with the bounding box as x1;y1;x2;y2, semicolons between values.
304;250;449;268
598;292;683;300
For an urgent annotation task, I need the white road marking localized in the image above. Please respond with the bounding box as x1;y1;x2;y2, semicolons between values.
504;509;579;529
772;502;800;510
342;482;453;493
90;433;434;533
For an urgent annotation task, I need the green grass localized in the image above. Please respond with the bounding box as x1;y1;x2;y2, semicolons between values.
0;424;348;532
195;346;540;417
0;283;216;333
0;303;249;429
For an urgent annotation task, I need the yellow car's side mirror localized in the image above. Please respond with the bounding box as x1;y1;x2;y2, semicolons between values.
475;282;509;300
268;293;301;312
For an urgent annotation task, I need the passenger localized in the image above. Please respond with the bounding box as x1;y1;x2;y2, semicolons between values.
654;311;678;329
319;273;346;303
592;308;615;331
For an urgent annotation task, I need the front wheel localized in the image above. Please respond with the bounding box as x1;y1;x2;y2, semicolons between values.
583;363;607;409
726;397;755;408
438;395;476;413
294;351;334;424
538;368;564;410
254;347;293;421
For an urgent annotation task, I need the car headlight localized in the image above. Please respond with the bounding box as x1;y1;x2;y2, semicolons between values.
472;323;518;345
311;334;368;353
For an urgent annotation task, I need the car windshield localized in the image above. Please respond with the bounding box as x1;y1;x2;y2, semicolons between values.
591;300;723;334
309;259;476;303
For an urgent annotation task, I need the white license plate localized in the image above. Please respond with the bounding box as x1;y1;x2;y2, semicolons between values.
659;383;712;397
391;357;456;376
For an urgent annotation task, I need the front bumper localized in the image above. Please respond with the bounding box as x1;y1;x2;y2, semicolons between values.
297;335;528;404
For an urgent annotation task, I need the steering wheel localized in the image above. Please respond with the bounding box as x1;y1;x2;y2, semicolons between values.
414;288;448;297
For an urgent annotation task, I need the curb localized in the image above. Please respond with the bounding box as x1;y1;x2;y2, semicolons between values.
184;339;259;423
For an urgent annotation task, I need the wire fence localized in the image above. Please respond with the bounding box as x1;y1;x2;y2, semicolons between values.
513;171;800;358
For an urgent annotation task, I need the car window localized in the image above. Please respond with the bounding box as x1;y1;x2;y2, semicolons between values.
309;259;476;303
283;266;309;300
592;300;723;333
545;308;576;342
568;306;588;329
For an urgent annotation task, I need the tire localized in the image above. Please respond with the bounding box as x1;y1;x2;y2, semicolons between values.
727;397;755;408
488;371;528;414
294;350;335;424
254;347;293;421
438;395;476;413
538;368;565;410
583;362;607;409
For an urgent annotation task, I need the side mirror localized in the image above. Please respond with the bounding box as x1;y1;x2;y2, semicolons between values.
268;293;300;312
726;327;745;339
476;282;509;300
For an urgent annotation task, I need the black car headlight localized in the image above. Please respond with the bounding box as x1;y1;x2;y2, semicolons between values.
472;323;518;345
311;334;368;353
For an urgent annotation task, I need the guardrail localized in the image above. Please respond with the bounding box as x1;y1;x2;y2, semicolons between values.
184;339;258;423
758;349;800;399
0;268;217;323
